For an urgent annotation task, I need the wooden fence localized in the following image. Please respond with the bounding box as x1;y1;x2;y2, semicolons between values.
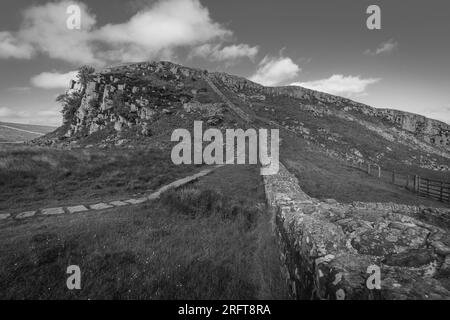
351;161;450;204
416;177;450;203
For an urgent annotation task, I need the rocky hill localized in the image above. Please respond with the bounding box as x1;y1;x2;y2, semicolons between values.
37;61;450;176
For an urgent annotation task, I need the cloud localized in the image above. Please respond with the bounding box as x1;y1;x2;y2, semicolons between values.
30;71;78;89
190;43;259;61
95;0;231;61
249;56;301;86
365;39;398;55
291;74;380;97
0;31;35;59
0;0;246;65
18;1;99;65
0;106;61;126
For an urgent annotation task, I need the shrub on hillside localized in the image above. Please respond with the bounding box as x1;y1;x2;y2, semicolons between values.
77;65;95;87
56;91;83;124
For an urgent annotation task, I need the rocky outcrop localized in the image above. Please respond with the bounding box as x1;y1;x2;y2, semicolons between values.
264;163;450;299
62;61;206;139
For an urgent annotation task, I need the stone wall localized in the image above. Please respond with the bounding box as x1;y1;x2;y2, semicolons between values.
264;163;450;300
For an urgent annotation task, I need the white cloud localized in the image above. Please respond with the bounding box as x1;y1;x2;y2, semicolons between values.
0;0;245;65
291;74;380;97
191;43;259;61
94;0;231;61
30;71;78;89
18;1;99;65
0;31;35;59
249;56;301;86
365;39;398;55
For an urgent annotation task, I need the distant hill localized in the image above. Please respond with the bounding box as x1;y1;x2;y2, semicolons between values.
0;121;56;143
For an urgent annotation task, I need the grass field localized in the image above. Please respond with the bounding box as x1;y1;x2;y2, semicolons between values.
0;145;203;213
280;133;449;207
0;164;288;299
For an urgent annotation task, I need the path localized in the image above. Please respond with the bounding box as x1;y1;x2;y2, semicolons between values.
0;166;219;222
203;75;252;122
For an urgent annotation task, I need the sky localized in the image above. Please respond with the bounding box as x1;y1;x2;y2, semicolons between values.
0;0;449;126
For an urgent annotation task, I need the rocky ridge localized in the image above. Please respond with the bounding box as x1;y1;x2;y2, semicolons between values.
210;71;450;151
50;61;449;159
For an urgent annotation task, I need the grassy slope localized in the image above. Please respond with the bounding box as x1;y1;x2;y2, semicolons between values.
0;122;56;143
281;133;448;207
0;122;57;134
0;145;203;213
216;81;449;206
261;94;450;178
0;126;40;143
0;164;288;299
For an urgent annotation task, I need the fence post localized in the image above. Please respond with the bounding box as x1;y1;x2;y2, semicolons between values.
377;165;381;178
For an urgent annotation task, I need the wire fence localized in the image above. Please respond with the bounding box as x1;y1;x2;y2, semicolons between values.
349;161;450;204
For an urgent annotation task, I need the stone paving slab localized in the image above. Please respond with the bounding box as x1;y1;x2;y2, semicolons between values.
67;205;88;214
89;203;113;210
110;200;129;207
0;213;11;220
16;211;36;219
125;198;147;205
42;207;65;215
147;192;161;200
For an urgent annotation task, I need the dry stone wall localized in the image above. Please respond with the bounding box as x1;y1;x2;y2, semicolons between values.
264;163;450;300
